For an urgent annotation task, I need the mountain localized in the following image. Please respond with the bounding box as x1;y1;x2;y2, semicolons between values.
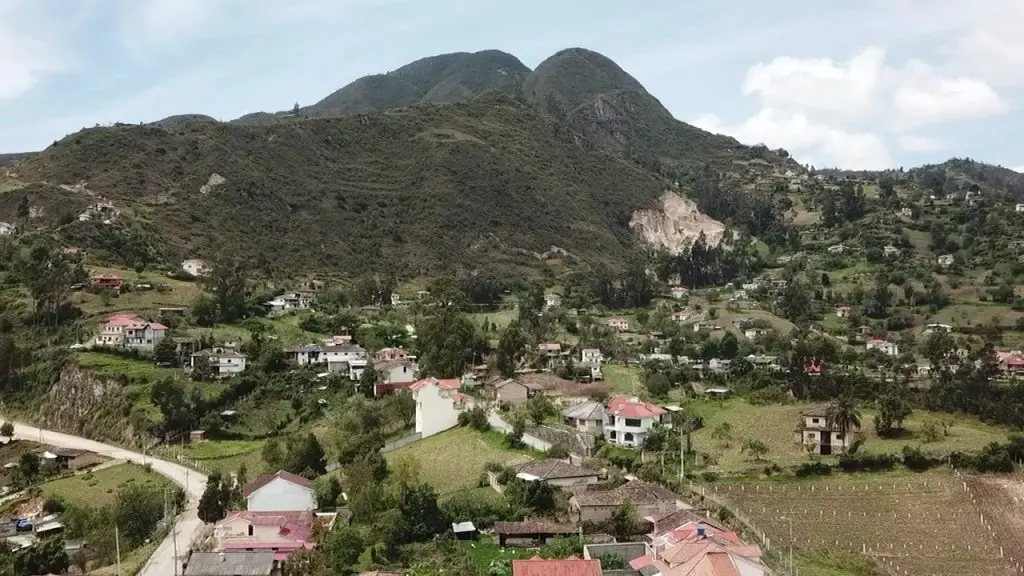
0;152;36;166
820;158;1024;199
3;47;797;278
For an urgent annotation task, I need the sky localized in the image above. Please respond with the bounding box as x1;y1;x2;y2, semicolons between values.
1;0;1023;171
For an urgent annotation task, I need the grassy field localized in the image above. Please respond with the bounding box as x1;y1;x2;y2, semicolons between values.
459;540;538;569
76;351;179;381
714;469;1016;576
929;303;1021;327
718;310;796;336
156;439;267;476
42;463;174;507
467;308;517;332
183;315;324;347
603;364;644;395
386;427;532;496
689;399;1009;471
74;266;202;318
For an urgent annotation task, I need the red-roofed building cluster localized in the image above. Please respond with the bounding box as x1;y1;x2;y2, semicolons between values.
94;312;168;352
604;394;671;448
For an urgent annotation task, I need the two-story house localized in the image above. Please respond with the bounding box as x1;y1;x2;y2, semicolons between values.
562;401;605;434
603;395;669;448
244;471;316;512
264;291;314;315
181;259;209;277
865;338;900;356
796;406;860;455
94;313;168;352
544;293;562;309
606;317;630;331
937;254;955;268
189;348;248;378
90;273;124;292
412;377;472;439
372;358;419;396
374;347;410;362
538;343;562;359
580;348;604;365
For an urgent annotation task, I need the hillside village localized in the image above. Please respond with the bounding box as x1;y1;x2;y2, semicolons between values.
1;43;1024;576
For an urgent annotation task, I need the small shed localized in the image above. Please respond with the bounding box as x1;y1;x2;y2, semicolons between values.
189;430;206;443
451;521;477;540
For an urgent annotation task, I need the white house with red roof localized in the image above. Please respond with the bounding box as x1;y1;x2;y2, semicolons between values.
629;524;768;576
214;510;320;560
606;317;630;331
412;377;473;439
243;471;316;513
865;338;900;356
604;395;670;448
94;313;167;352
997;351;1024;374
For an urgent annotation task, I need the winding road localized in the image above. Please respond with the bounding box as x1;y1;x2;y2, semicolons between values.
7;421;208;576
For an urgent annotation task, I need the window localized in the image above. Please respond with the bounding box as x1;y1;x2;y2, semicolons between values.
609;431;617;439
248;525;254;536
625;418;641;427
808;432;816;439
624;432;634;443
607;416;615;425
811;418;819;424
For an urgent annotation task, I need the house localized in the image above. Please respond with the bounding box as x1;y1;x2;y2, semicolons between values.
511;556;601;576
741;281;761;292
412;377;472;438
182;551;277;576
190;348;248;378
997;351;1024;374
731;289;748;301
743;328;770;340
899;207;914;218
937;254;955;268
866;338;900;356
796;406;859;455
835;306;851;318
182;259;210;277
570;480;682;524
1014;285;1024;299
493;378;541;407
372;359;418;394
604;395;670;448
89;273;124;292
508;460;600;489
577;361;603;381
670;311;690;323
629;526;768;576
670;286;689;299
374;347;410;362
264;292;314;315
287;343;368;380
827;244;846;254
94;313;168;351
923;323;952;334
884;245;901;257
0;222;13;236
390;292;402;307
538;343;562;358
581;348;604;365
214;510;324;560
43;448;103;472
562;401;606;434
606;317;630;331
544;293;562;309
243;471;316;513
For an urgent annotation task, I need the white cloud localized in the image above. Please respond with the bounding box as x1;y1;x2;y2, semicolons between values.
742;47;885;122
892;60;1008;129
695;109;893;170
1011;165;1024;174
950;2;1024;87
897;135;942;152
0;2;66;101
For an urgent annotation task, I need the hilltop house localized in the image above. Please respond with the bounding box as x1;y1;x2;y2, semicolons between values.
507;460;600;489
796;406;860;455
580;348;604;365
1016;203;1024;213
538;342;563;359
264;291;314;315
189;348;247;378
606;317;630;331
997;351;1024;374
835;306;851;318
744;327;771;340
670;286;689;299
243;471;316;512
937;254;955;268
373;358;417;387
670;310;690;323
604;395;670;448
866;338;900;356
923;323;952;334
899;207;914;218
181;259;209;277
544;293;562;309
827;244;846;254
412;377;473;439
94;313;168;352
562;401;605;434
90;273;124;292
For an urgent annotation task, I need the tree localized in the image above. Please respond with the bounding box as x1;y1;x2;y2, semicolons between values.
645;372;671;397
198;471;228;523
525;395;555;425
13;539;68;576
396;483;449;544
283;433;328;478
115;483;170;547
204;256;249;323
0;422;12;437
826;396;862;439
153;336;177;365
314;476;343;510
359;363;380;395
418;306;478;377
320;525;364;573
262;438;284;470
741;439;769;461
711;422;733;447
719;331;739;358
496;321;526;378
874;388;912;437
18;452;40;484
609;501;640;540
390;390;416;428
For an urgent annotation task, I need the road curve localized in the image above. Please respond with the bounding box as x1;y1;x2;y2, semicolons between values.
7;421;208;576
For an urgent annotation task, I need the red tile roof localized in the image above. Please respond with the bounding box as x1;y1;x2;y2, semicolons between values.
512;556;601;576
607;394;667;419
409;377;461;392
242;470;312;497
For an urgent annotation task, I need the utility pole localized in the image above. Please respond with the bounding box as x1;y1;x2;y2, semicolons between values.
172;524;179;576
115;525;121;576
679;421;686;480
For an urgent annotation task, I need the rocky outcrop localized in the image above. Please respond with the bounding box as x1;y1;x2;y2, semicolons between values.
630;191;726;254
34;365;149;447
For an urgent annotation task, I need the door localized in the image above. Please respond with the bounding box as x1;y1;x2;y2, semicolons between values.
819;434;832;456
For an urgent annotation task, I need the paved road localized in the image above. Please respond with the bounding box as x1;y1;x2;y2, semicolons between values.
7;421;208;576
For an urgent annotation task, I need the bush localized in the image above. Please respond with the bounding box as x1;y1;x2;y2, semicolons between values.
837;452;896;473
794;461;832;477
901;446;942;472
546;442;569;459
700;471;720;483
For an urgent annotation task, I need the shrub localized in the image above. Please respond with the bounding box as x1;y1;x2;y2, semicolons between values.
901;446;942;472
794;461;832;477
837;452;896;473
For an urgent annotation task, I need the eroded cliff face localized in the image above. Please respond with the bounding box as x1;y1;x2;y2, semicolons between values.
34;366;149;447
629;191;726;254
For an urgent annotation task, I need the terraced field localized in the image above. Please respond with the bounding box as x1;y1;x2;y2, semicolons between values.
712;470;1017;576
963;473;1024;571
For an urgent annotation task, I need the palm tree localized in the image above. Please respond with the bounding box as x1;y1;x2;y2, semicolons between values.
826;396;862;439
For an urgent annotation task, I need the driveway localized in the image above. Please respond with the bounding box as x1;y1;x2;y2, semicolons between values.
6;420;208;576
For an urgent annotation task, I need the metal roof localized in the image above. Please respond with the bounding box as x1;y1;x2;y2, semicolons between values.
183;552;276;576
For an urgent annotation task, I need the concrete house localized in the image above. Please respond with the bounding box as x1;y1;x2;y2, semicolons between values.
937;254;955;268
374;347;410;362
214;511;321;560
743;328;770;340
182;551;277;576
827;244;846;254
562;401;605;434
670;311;690;323
374;359;417;385
494;378;540;407
604;395;670;448
94;313;168;352
190;348;248;378
538;343;562;359
670;286;689;299
90;273;124;292
835;306;851;318
508;460;600;489
181;259;210;277
544;293;562;309
412;377;472;439
884;245;901;257
606;317;630;331
866;338;900;356
264;292;314;315
243;471;316;513
796;406;860;455
580;348;604;365
570;480;682;524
